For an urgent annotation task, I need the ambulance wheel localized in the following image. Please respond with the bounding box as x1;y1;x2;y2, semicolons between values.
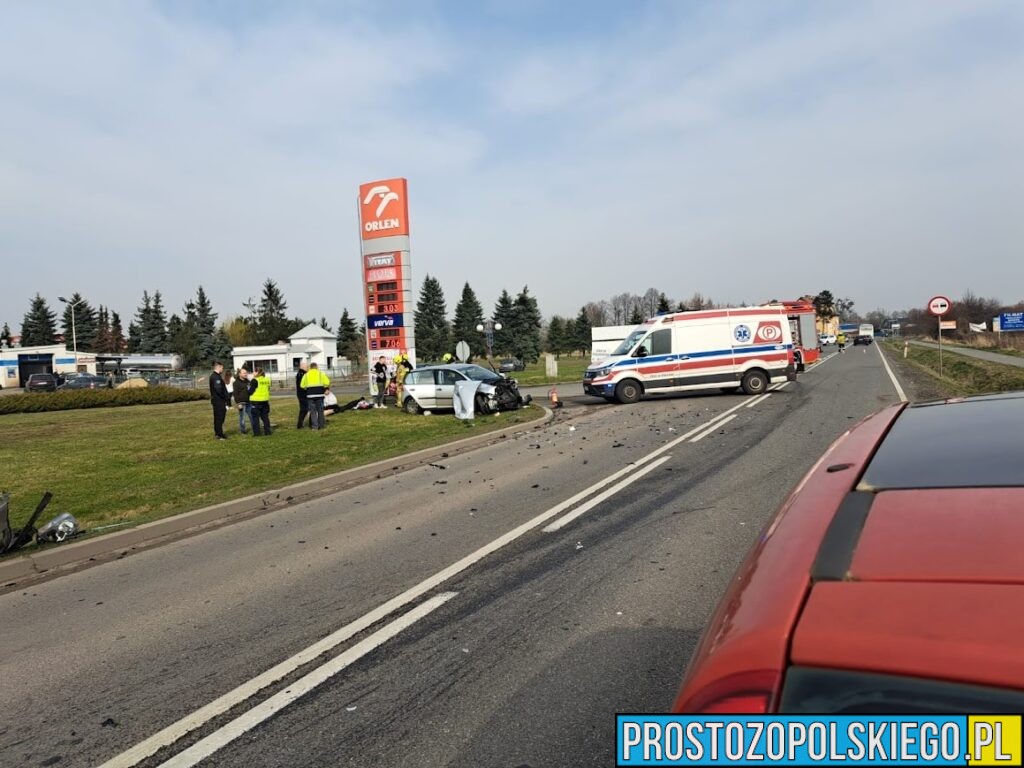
614;379;643;404
403;397;422;415
740;370;768;395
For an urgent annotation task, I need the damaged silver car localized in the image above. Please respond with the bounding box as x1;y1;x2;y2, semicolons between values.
402;364;531;415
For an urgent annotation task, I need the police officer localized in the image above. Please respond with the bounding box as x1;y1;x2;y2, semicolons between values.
209;361;230;440
300;362;331;430
295;359;310;429
248;367;273;436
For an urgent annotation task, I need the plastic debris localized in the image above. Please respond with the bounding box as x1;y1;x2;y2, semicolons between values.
575;541;584;551
346;706;358;712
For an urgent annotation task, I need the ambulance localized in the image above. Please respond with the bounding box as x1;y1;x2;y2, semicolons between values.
583;306;798;403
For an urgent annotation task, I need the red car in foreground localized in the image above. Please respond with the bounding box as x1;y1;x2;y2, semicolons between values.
674;392;1024;713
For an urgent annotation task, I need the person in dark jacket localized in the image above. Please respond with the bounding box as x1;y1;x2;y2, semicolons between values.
232;368;251;434
295;360;310;429
209;362;230;440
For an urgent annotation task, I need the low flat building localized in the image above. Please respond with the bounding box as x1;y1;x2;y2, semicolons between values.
231;323;352;381
0;343;97;388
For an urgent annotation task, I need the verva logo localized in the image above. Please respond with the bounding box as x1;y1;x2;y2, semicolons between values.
359;178;409;240
754;321;784;344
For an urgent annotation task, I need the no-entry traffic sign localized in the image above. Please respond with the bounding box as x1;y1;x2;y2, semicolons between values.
928;296;951;316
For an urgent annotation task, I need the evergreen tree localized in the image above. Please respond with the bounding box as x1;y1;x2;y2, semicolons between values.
318;316;333;333
572;306;592;354
491;290;515;357
148;291;169;353
167;312;195;366
193;286;218;364
93;306;110;352
628;304;644;324
336;308;363;363
656;293;672;314
246;279;291;345
546;316;566;357
563;318;577;356
20;294;58;346
414;275;450;362
130;291;152;353
109;312;126;353
60;292;99;350
510;286;542;363
1;322;12;348
813;290;837;321
451;282;486;359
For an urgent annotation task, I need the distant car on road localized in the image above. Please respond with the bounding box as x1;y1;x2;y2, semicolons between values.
820;334;837;345
402;364;530;415
498;358;526;373
59;374;113;390
673;392;1024;714
24;373;58;393
853;334;874;346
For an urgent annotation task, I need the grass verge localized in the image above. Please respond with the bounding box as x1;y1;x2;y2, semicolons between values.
510;357;591;387
0;399;542;532
883;341;1024;396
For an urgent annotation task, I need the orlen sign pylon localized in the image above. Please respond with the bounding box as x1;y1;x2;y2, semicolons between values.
357;178;416;371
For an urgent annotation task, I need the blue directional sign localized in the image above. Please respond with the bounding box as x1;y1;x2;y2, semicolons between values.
1000;312;1024;332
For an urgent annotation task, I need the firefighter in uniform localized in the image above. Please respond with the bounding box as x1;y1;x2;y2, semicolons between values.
394;352;413;402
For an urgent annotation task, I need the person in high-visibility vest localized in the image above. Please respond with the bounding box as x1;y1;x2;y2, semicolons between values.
248;367;273;436
441;352;453;363
394;352;413;402
300;362;331;431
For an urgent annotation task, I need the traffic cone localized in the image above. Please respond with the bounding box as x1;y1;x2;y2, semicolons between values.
549;386;563;409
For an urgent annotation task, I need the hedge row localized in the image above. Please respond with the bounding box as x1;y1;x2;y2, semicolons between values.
0;387;209;415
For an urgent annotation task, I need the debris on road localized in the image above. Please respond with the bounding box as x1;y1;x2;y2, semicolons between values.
575;541;583;551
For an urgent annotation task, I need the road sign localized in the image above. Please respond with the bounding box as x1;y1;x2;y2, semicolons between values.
455;340;470;362
928;296;951;316
940;320;957;330
1000;312;1024;332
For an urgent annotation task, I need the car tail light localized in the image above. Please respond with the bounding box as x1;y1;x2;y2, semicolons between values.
676;670;780;714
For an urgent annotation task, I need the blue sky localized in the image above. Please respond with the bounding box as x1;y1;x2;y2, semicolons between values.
2;0;1022;332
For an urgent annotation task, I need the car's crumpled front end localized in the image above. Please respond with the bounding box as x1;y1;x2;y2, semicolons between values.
478;377;531;413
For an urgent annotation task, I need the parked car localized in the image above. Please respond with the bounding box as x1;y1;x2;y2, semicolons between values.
820;334;837;345
673;392;1024;714
59;374;113;390
24;373;58;393
402;364;530;415
853;334;874;345
498;358;526;373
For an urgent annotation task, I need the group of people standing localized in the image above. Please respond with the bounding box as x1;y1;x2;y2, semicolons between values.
209;362;272;440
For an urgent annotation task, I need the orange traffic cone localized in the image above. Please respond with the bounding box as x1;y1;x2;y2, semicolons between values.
549;386;563;409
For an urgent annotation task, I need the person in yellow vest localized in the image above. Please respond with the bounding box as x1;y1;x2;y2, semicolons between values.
300;362;331;431
247;367;273;436
394;351;413;402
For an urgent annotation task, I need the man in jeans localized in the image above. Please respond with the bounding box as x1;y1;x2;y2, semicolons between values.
300;362;331;430
232;368;251;434
209;361;230;440
295;360;310;429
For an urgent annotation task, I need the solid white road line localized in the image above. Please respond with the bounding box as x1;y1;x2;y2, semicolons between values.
542;456;672;532
775;380;791;390
746;392;771;408
876;342;907;401
690;413;738;443
102;396;753;768
157;593;458;768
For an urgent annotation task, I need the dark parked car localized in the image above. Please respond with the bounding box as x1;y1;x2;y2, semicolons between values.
498;358;525;373
853;334;874;345
673;392;1024;714
24;373;58;392
59;374;113;390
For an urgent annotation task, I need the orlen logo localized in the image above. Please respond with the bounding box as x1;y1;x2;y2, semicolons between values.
754;321;783;344
359;178;409;240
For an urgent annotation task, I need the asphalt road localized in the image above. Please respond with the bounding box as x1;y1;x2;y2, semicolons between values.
909;339;1024;368
0;345;903;768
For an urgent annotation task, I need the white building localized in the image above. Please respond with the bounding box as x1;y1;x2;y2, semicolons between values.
231;323;350;380
0;343;97;389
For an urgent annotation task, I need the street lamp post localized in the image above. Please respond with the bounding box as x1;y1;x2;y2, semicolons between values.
58;295;83;371
476;320;503;361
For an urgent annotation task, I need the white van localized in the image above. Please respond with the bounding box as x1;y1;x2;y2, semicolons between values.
583;307;797;403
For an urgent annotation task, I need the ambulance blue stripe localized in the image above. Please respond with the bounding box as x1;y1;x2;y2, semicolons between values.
610;344;791;367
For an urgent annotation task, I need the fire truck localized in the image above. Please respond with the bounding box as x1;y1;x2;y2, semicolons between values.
777;300;821;371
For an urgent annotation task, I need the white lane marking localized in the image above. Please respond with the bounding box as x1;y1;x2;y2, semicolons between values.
775;380;791;390
876;342;907;401
542;456;672;532
101;396;752;768
746;392;771;408
809;352;837;369
157;593;457;768
690;413;738;443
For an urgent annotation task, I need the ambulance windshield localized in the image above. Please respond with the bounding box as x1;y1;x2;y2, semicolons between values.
612;329;648;357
